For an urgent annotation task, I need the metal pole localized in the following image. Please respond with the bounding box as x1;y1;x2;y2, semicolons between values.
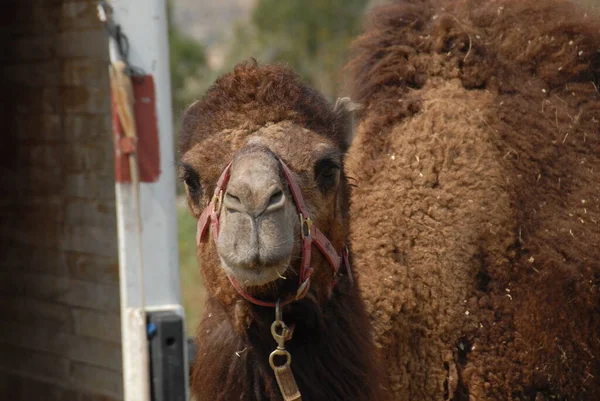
99;1;186;400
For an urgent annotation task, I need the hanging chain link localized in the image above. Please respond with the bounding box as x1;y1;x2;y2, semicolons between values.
269;301;302;401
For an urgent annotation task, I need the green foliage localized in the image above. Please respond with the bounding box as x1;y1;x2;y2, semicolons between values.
223;0;368;99
167;0;207;120
177;202;206;335
167;0;207;195
575;0;599;11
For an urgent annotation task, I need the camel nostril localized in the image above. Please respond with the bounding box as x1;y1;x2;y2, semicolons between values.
227;193;241;203
269;190;283;206
265;188;285;213
224;185;285;216
224;191;243;213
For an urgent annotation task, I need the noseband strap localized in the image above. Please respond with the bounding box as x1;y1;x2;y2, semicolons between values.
196;158;350;308
196;161;232;247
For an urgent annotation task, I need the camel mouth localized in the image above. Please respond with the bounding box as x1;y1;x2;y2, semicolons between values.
220;258;292;288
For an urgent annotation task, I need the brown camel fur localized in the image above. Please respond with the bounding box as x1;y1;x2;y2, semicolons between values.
179;0;599;400
346;0;600;400
179;63;382;401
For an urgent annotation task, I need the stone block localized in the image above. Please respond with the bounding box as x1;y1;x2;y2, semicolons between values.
0;296;72;331
6;35;57;62
20;297;72;329
67;252;119;284
0;1;60;38
0;320;70;356
58;280;120;312
0;166;23;197
72;308;121;344
0;205;64;249
0;60;60;86
64;171;116;201
0;310;121;370
0;272;25;297
60;1;104;32
0;344;70;382
56;30;108;60
2;244;68;277
61;86;111;114
65;199;116;230
67;336;122;371
14;114;63;142
0;371;17;400
22;273;70;302
25;144;65;169
63;144;113;174
60;225;118;258
0;295;24;323
70;362;123;398
63;114;112;143
19;377;80;401
0;372;80;401
61;59;109;88
14;86;61;114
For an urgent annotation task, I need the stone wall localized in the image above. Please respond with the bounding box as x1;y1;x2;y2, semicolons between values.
0;0;122;399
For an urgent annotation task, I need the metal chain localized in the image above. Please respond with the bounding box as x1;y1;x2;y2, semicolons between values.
269;301;302;401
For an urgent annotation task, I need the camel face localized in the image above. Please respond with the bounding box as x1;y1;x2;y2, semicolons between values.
217;147;296;287
180;119;344;300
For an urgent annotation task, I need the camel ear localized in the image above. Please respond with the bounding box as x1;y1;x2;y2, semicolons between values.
334;97;362;150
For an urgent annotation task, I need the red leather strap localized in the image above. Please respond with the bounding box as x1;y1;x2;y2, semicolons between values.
279;159;311;220
196;206;212;245
197;161;232;245
312;227;341;276
329;246;353;295
300;236;313;283
280;159;342;284
227;273;310;308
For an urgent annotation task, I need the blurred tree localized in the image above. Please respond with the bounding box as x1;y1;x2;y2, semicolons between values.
167;0;207;193
221;0;368;99
167;0;207;123
574;0;599;10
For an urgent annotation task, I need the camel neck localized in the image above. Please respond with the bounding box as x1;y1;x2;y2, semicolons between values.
191;283;382;401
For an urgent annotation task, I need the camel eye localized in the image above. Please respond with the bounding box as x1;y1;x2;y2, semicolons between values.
314;158;340;193
184;176;200;192
180;164;202;201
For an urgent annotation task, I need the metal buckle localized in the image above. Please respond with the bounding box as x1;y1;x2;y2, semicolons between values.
299;214;313;239
269;300;301;401
212;190;223;216
270;301;293;367
295;278;310;300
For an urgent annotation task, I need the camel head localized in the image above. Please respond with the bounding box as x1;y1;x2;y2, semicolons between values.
178;62;353;320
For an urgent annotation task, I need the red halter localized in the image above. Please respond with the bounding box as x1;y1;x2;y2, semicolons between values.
196;157;351;308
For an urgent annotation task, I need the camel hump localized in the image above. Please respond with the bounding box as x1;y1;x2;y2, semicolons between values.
347;0;600;113
346;0;600;400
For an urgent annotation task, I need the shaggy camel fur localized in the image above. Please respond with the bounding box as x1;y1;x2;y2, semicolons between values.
179;63;381;401
346;0;600;399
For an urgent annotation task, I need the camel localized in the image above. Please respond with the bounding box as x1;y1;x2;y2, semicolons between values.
179;63;381;400
347;0;600;399
179;0;600;400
